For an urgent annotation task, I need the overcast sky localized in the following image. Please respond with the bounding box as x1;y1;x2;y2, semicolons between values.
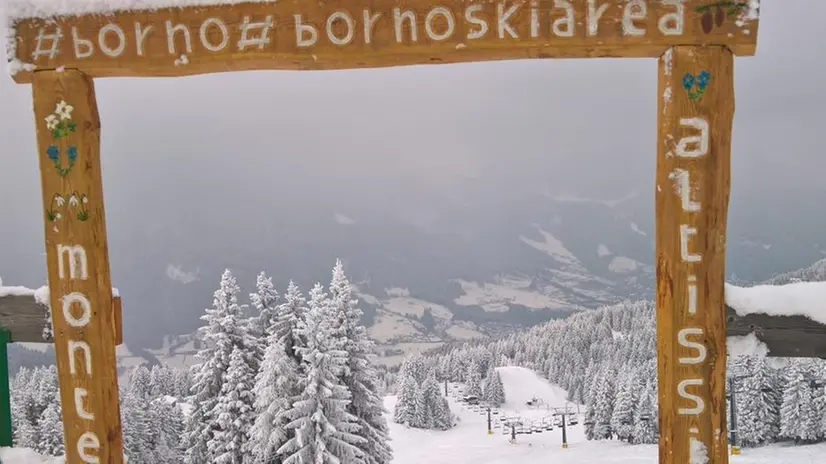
1;2;824;286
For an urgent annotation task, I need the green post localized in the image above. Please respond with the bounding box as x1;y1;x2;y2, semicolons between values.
0;326;12;447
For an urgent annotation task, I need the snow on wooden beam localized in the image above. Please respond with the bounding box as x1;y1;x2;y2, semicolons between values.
5;0;761;83
0;288;122;345
725;282;826;359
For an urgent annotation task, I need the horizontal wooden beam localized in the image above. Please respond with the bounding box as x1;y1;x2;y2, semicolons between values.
726;305;826;359
8;0;760;83
0;294;122;345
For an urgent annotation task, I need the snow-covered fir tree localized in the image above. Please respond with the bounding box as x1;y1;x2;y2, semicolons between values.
209;345;258;464
249;337;298;464
37;400;64;457
482;367;505;407
393;367;419;426
737;356;781;447
780;361;812;442
250;271;280;361
150;396;186;463
326;260;393;464
464;360;482;398
632;381;658;445
10;365;62;455
413;375;453;430
279;283;366;464
150;364;178;399
276;280;308;363
610;373;636;442
183;269;257;464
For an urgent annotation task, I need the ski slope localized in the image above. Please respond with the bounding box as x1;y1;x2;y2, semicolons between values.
384;366;826;464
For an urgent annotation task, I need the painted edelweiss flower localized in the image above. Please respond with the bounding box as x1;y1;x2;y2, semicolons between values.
82;195;89;204
45;114;58;130
53;194;65;207
55;100;74;120
69;194;79;206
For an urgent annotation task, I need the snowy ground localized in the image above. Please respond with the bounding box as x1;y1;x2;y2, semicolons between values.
384;366;826;464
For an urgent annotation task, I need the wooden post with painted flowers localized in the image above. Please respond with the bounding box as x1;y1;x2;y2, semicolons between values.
656;46;734;464
32;70;123;464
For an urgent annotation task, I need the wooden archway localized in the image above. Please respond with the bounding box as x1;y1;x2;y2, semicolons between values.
6;1;760;463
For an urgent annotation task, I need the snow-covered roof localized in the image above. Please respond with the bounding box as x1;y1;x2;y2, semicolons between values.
0;279;120;306
725;282;826;326
3;0;279;20
0;278;50;306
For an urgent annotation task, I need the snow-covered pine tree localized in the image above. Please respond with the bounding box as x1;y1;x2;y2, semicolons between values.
434;394;454;430
250;271;280;360
464;360;482;398
36;400;63;456
121;386;154;463
131;364;152;399
209;345;258;464
327;260;393;464
481;367;505;407
631;381;658;444
593;367;616;440
583;404;596;441
393;367;419;426
800;361;823;443
780;361;812;442
174;368;193;398
279;283;366;464
11;367;41;450
738;356;780;447
150;396;186;463
412;374;453;431
610;373;635;442
150;364;177;399
275;280;308;363
183;269;257;464
414;376;436;429
248;338;299;463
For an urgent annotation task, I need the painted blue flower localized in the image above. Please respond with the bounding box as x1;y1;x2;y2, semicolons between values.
682;73;696;91
47;145;59;162
696;71;711;90
67;146;78;162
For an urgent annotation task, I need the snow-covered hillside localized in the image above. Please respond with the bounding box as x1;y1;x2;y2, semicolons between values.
385;366;826;464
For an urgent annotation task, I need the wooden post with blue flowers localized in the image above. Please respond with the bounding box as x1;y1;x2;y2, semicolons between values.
656;46;734;464
32;70;124;464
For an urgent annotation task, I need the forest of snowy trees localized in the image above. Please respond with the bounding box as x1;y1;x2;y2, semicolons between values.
9;261;393;464
10;267;826;460
419;299;826;447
